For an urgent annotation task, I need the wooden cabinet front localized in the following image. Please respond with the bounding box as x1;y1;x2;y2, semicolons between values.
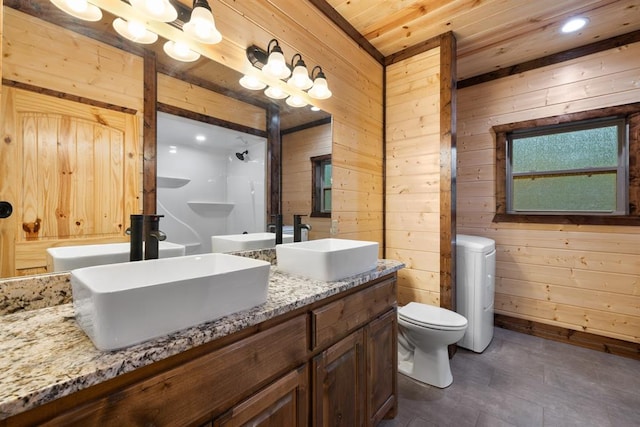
366;309;397;425
312;329;365;427
214;364;308;427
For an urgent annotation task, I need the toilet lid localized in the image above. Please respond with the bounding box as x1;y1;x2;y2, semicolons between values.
398;302;468;330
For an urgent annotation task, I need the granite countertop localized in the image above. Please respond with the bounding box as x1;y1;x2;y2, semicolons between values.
0;260;403;420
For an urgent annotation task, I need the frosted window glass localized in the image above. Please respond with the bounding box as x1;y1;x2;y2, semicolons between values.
513;173;617;212
512;126;618;173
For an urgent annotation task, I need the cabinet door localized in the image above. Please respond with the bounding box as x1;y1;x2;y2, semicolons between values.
313;329;365;427
214;364;308;427
366;309;397;426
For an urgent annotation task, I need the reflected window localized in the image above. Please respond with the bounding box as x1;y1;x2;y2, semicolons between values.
311;154;331;217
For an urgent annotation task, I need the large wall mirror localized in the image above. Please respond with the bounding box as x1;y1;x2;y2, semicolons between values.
0;2;332;278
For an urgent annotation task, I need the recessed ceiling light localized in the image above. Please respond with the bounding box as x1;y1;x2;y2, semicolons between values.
169;145;177;154
561;17;588;33
195;135;206;142
310;106;320;111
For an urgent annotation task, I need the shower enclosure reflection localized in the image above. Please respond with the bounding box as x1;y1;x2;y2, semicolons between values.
157;112;266;254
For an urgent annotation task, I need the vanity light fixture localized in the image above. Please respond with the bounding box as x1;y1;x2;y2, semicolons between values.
130;0;178;23
50;0;102;21
262;39;292;80
561;17;589;33
113;18;158;44
287;54;313;90
239;39;332;106
163;40;201;62
308;66;332;100
183;0;222;44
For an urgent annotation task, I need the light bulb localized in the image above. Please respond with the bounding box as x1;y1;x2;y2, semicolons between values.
145;0;165;16
130;0;177;22
288;64;313;90
308;77;332;99
561;17;588;33
263;50;291;79
113;18;158;44
51;0;102;21
163;41;200;62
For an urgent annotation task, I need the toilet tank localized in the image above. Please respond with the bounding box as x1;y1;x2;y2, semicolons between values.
456;234;496;353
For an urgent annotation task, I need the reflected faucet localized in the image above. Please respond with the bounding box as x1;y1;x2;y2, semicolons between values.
127;214;166;261
293;214;311;242
270;214;283;244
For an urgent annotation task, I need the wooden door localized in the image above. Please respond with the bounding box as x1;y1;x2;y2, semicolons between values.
0;87;140;276
214;365;308;427
366;309;398;426
313;329;365;427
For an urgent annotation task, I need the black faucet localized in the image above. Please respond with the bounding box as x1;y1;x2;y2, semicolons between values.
128;214;144;261
293;214;312;242
144;214;166;260
270;214;283;244
127;214;166;261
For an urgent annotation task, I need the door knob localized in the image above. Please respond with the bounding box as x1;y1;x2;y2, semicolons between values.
0;201;12;219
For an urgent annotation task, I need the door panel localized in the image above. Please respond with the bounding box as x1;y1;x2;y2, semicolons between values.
0;87;140;276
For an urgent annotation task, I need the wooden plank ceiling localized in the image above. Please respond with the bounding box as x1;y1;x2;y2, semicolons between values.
323;0;640;79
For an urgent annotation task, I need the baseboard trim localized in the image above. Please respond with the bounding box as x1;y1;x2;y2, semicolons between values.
494;314;640;361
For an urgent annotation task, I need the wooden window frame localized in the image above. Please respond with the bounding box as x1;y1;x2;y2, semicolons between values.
311;154;331;218
493;103;640;225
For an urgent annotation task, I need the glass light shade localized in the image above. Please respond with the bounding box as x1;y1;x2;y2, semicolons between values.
183;6;222;44
113;18;158;44
163;40;200;62
239;75;267;90
264;86;288;100
50;0;102;21
262;50;291;80
286;95;307;108
130;0;177;22
287;64;313;90
308;77;332;99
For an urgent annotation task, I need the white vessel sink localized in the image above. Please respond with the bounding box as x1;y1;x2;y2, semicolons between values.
276;238;379;281
211;232;293;253
72;253;271;350
47;242;186;272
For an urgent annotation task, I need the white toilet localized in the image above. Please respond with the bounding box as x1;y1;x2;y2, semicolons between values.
397;302;468;388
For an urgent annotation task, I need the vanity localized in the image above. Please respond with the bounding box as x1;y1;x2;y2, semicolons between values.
0;250;403;426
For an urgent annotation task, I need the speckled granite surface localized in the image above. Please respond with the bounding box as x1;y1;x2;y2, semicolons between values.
0;259;403;420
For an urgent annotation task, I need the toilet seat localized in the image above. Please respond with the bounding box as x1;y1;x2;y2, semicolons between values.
399;302;467;331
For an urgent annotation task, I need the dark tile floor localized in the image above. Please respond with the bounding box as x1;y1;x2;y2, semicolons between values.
380;327;640;427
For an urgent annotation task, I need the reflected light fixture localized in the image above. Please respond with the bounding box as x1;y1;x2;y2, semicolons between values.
561;17;589;33
264;86;289;100
287;54;313;90
113;18;158;44
239;75;267;90
183;0;222;44
130;0;178;22
163;40;201;62
261;39;291;80
286;95;308;108
308;66;332;100
50;0;102;21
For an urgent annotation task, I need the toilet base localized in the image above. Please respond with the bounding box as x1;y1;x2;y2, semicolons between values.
397;345;453;388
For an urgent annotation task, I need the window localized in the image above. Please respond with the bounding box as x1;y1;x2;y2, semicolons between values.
493;104;640;225
507;117;627;215
311;154;331;217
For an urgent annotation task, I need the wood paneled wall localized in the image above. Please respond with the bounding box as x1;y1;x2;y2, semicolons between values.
457;42;640;344
281;123;332;239
386;47;442;307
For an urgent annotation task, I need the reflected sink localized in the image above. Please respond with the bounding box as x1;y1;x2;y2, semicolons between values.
211;232;293;253
47;242;186;272
276;238;379;281
72;253;271;350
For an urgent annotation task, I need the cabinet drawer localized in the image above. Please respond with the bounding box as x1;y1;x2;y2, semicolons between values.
46;315;309;427
311;277;396;350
